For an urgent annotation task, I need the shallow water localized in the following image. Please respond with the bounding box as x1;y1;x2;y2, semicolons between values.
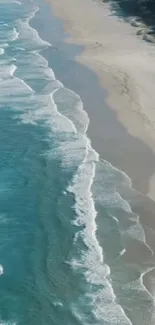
0;0;155;324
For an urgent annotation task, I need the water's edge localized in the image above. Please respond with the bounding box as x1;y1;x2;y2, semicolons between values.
30;1;155;324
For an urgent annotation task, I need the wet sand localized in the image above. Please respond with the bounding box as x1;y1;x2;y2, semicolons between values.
46;0;155;201
40;0;155;320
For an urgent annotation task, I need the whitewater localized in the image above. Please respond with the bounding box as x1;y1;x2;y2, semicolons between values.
0;0;154;325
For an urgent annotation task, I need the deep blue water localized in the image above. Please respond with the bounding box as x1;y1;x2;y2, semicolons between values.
0;1;155;324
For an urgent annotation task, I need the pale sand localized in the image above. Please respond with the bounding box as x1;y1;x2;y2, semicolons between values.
46;0;155;199
43;0;155;316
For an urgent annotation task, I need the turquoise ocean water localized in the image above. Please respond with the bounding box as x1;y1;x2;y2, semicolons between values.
0;0;155;324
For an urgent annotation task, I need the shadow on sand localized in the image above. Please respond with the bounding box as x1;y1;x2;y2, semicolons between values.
103;0;155;38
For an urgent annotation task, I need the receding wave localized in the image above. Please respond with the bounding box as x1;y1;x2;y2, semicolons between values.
0;0;155;324
10;4;133;324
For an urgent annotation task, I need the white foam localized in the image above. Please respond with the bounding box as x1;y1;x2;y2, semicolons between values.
12;33;132;322
0;65;34;101
15;92;83;164
0;265;3;275
124;223;154;254
21;46;132;323
0;24;18;43
93;159;154;252
93;160;132;210
10;64;17;76
53;301;63;307
11;94;50;122
67;138;155;324
67;141;132;324
16;15;50;51
50;90;76;132
0;64;17;80
0;2;147;323
0;48;4;55
112;215;119;223
1;78;33;97
141;268;155;302
1;43;8;48
122;271;155;315
119;249;126;256
15;46;25;51
15;51;62;90
17;50;49;68
53;87;89;134
11;28;19;41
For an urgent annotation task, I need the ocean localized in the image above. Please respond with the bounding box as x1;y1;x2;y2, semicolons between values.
0;0;155;324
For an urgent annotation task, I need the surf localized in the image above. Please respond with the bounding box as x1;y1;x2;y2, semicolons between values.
0;0;154;325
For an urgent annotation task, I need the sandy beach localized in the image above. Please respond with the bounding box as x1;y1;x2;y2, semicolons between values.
2;1;155;324
42;0;155;321
46;0;155;200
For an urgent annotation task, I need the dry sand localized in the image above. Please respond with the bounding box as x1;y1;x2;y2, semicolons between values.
44;0;155;314
46;0;155;200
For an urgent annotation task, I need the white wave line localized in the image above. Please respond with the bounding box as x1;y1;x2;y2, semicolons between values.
100;158;154;256
50;88;77;133
141;265;155;303
4;2;152;323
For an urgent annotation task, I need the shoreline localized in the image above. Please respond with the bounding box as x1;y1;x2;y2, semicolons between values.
46;0;155;200
32;0;155;321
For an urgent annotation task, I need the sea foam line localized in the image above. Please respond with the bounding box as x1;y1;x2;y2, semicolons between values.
10;4;151;323
11;3;154;320
11;27;19;41
50;89;77;133
67;144;132;324
97;158;154;255
141;265;155;302
23;6;135;324
61;89;132;323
